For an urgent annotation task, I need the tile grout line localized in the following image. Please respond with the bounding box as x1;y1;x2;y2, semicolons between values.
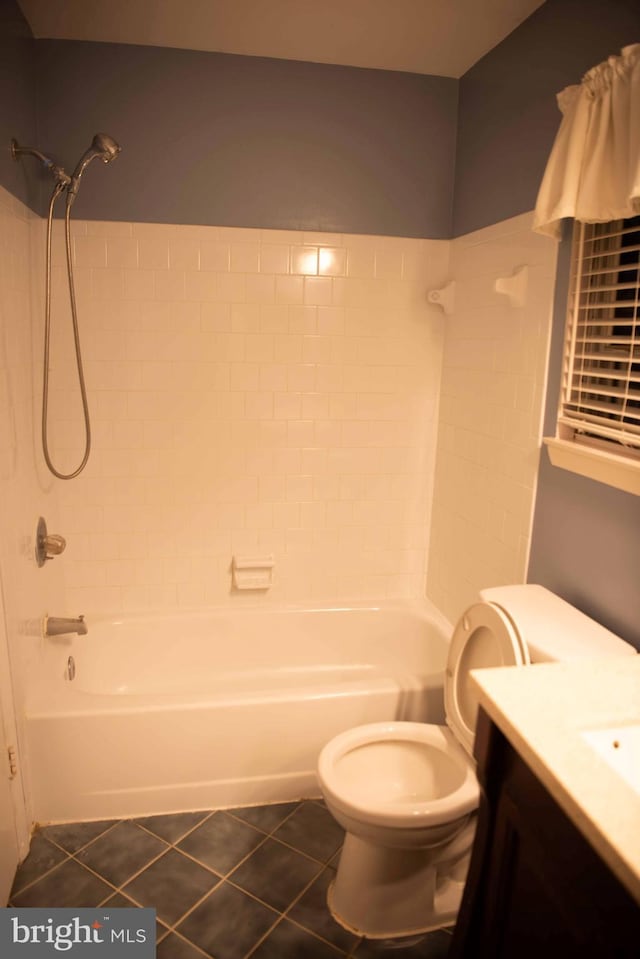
242;911;351;959
154;922;216;959
10;820;125;901
16;807;296;926
12;801;355;959
61;812;221;908
279;863;361;959
148;815;340;954
122;803;311;953
239;834;349;959
131;815;280;942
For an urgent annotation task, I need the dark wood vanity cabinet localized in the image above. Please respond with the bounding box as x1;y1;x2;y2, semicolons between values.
449;707;639;959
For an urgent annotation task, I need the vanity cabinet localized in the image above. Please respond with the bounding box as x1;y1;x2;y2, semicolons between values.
449;707;639;959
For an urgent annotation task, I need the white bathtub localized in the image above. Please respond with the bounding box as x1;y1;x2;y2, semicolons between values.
25;601;451;823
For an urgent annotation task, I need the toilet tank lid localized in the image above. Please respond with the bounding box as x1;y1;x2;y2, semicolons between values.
478;585;636;662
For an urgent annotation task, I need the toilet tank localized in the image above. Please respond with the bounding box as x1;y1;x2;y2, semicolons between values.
478;584;636;662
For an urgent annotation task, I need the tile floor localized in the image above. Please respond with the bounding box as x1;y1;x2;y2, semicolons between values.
9;800;453;958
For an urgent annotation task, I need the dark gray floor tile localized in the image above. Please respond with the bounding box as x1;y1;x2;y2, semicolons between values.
177;881;278;959
288;866;358;953
249;918;345;958
100;892;169;942
135;811;210;844
123;848;220;925
8;802;452;959
230;837;322;912
177;882;278;959
177;811;264;874
353;929;453;958
40;820;118;853
228;802;300;834
273;801;344;863
157;932;210;959
11;858;113;908
10;833;68;895
76;820;168;886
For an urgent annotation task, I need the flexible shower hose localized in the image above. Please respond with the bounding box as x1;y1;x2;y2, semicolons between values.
41;184;92;479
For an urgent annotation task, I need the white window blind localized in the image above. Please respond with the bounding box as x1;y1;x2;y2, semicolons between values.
559;216;640;454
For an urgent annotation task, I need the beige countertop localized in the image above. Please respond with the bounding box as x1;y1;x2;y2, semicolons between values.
470;655;640;905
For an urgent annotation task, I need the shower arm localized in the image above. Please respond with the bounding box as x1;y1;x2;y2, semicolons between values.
10;139;71;188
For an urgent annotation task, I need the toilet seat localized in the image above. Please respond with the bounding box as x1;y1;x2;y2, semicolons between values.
318;721;479;830
445;601;530;755
319;600;531;834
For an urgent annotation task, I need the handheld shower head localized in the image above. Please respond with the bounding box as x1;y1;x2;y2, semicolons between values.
89;133;121;163
66;133;121;206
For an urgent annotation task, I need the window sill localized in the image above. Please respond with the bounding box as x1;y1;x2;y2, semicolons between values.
543;438;640;496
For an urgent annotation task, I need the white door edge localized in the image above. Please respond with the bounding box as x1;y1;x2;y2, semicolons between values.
0;571;30;899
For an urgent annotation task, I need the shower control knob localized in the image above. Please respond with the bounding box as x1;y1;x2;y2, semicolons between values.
35;517;66;567
44;534;66;555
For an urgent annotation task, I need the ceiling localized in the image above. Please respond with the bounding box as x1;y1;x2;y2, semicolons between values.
17;0;546;79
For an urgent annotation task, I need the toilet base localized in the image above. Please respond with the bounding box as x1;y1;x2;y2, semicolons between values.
328;875;463;940
327;829;471;939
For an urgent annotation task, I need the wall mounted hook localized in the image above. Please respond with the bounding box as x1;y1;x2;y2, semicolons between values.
427;280;455;316
495;266;528;308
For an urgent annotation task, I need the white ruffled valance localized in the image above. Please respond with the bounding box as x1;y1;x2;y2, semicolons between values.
533;43;640;238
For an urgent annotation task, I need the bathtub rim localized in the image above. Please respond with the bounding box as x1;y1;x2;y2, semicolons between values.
27;596;453;717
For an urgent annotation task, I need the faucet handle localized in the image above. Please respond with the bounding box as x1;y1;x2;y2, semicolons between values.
44;533;66;556
36;516;66;567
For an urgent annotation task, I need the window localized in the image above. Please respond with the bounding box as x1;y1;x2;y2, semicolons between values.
544;216;640;495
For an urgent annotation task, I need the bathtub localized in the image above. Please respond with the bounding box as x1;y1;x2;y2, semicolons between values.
25;600;451;823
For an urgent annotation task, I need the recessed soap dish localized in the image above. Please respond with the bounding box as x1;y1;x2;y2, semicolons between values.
232;555;275;590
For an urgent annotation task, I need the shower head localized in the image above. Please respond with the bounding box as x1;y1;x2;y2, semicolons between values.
66;133;121;207
89;132;121;164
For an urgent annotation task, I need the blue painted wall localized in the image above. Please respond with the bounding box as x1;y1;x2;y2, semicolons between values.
4;0;638;241
14;33;458;237
453;0;640;237
527;234;640;648
450;0;639;647
0;0;36;208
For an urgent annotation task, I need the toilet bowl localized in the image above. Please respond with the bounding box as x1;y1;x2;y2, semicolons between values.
317;584;636;939
318;722;479;846
319;721;479;938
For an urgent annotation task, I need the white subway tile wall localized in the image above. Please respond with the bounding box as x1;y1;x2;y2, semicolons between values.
426;212;557;623
0;187;64;827
43;219;449;612
1;186;558;634
0;186;65;648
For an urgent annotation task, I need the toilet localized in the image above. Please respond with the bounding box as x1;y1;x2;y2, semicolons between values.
317;584;636;939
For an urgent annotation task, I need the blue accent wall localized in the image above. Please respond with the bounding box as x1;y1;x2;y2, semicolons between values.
527;235;640;647
454;0;640;646
454;0;640;237
0;0;36;208
29;39;457;237
529;457;640;647
453;0;639;648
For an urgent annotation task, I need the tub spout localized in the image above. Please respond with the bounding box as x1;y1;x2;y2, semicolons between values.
44;615;87;637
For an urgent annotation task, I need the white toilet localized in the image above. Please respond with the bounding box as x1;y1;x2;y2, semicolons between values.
317;584;636;940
